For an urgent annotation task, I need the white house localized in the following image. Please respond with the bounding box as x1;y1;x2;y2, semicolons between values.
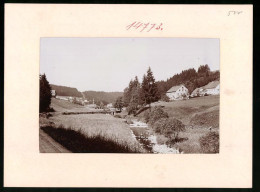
56;95;69;101
166;84;189;101
107;103;113;108
51;90;56;97
201;80;220;95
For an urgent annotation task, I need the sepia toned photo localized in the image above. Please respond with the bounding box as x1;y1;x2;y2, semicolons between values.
39;37;220;154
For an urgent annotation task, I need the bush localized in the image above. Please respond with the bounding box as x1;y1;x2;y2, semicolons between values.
154;118;185;142
127;103;138;115
199;131;219;153
160;94;170;102
143;110;150;123
148;106;169;126
153;118;168;134
152;118;186;145
114;114;121;118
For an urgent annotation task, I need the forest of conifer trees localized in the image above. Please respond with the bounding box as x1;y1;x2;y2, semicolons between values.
122;65;220;115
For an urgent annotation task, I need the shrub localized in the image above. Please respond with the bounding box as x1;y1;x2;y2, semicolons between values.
143;110;150;123
127;103;138;115
114;114;121;118
152;117;185;143
148;106;169;126
199;131;219;153
160;118;185;142
160;94;170;102
153;118;168;134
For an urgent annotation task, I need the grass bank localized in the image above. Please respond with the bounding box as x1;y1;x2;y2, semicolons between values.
41;125;142;153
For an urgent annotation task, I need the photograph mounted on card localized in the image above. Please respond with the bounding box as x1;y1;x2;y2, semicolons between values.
4;4;252;188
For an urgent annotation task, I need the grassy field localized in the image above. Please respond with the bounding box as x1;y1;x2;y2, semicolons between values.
46;113;145;152
140;95;219;127
41;125;142;153
51;98;104;113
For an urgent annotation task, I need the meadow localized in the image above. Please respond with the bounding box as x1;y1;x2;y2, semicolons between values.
140;95;219;127
42;98;145;152
136;95;220;153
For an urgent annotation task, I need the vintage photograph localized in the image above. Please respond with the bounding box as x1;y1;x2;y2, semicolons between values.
39;38;220;154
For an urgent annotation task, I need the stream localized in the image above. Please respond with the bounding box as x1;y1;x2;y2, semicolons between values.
129;120;180;154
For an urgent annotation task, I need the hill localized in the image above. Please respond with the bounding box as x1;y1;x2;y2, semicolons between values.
138;95;219;127
136;95;219;153
156;65;220;96
50;84;82;97
83;91;123;105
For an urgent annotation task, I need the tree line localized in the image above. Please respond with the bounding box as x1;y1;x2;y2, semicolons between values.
157;64;220;97
50;84;82;97
115;65;219;114
114;67;160;115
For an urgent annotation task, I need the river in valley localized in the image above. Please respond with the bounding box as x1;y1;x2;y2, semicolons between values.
129;120;180;154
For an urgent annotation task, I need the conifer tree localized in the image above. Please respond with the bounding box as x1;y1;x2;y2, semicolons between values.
40;74;52;112
141;67;159;110
114;96;124;112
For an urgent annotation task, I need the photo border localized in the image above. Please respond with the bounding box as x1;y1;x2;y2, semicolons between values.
2;0;257;191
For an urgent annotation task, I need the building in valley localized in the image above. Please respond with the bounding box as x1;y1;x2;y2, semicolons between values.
51;90;56;97
106;103;113;108
166;84;189;101
201;80;220;95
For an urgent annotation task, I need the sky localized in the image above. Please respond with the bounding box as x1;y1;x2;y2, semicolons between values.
40;38;219;92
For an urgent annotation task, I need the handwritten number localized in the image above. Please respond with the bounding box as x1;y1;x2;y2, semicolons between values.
126;22;136;30
127;22;164;32
228;11;243;16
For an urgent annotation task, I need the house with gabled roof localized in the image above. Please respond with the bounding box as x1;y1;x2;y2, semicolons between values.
201;80;220;95
166;84;189;101
190;87;203;97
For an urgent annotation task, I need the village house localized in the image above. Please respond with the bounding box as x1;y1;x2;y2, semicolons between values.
86;103;97;108
106;103;113;108
191;80;220;97
56;95;69;101
190;87;205;97
202;80;220;95
166;84;189;101
51;90;56;97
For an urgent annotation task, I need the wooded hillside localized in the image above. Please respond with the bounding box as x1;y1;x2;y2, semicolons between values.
83;91;123;105
156;65;220;96
50;84;82;97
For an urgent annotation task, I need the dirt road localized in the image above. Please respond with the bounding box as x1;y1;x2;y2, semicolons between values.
39;129;71;153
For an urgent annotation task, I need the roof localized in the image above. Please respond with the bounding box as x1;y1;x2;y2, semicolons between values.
191;88;200;94
167;85;184;93
202;81;220;89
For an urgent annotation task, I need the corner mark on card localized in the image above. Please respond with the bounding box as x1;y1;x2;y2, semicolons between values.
228;11;243;16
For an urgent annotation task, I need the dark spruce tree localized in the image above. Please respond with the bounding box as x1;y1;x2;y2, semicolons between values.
141;67;160;110
127;76;141;115
114;96;124;112
40;74;52;112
